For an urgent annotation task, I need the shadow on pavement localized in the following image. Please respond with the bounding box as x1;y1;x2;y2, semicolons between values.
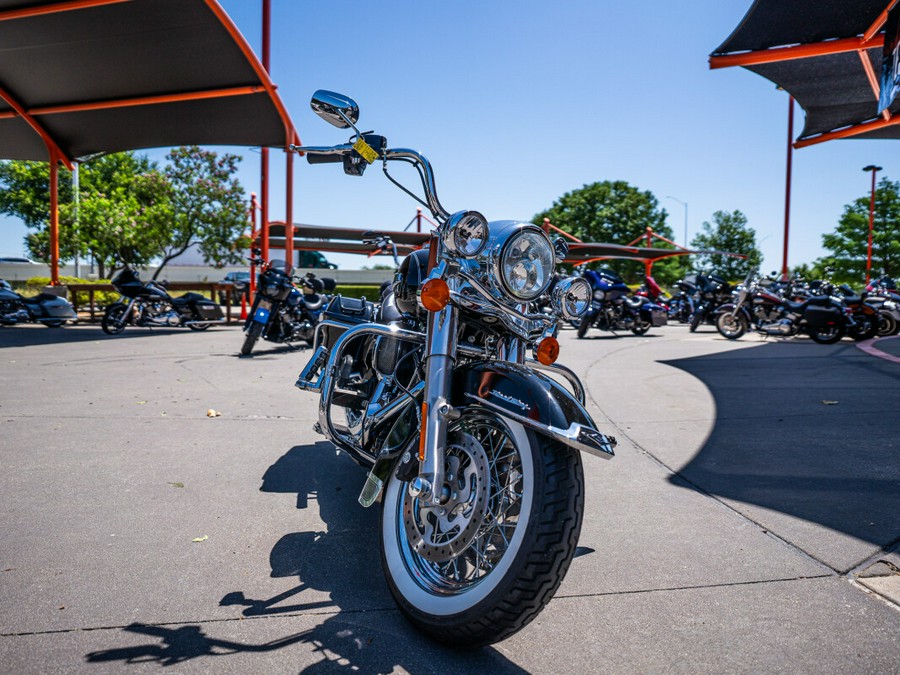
662;340;900;566
0;323;231;347
86;441;525;672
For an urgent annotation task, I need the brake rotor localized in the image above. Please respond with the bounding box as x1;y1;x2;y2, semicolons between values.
402;431;490;564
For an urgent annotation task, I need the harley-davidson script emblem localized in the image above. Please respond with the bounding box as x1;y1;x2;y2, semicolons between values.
489;389;530;412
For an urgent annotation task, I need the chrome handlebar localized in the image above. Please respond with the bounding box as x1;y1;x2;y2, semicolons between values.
292;143;450;224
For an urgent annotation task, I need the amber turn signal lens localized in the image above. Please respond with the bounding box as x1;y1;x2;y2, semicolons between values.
420;278;450;312
535;337;560;365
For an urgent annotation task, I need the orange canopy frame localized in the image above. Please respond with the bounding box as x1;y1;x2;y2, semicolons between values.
0;0;299;283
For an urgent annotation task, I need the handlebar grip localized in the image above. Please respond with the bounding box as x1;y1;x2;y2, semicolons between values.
307;153;344;165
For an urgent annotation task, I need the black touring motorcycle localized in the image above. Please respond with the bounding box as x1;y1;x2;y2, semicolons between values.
101;268;224;335
290;91;617;647
0;279;77;327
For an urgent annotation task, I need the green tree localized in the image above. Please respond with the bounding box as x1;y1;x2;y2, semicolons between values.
0;153;170;277
689;210;762;281
156;146;249;279
818;176;900;283
532;180;687;284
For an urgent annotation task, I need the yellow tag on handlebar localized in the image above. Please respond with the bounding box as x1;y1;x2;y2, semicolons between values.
352;138;380;164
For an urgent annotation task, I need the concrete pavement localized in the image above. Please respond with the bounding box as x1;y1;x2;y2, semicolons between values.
0;322;897;673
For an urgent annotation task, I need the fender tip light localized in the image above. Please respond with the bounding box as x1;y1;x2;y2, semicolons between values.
535;336;560;365
420;278;450;312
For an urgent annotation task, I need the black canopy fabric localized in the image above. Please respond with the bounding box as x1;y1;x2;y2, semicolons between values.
0;0;296;166
711;0;900;146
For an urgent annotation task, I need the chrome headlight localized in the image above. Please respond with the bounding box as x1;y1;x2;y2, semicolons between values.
442;210;488;258
593;289;606;301
551;277;592;319
499;229;555;301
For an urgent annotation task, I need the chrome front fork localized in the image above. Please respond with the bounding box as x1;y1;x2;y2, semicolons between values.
412;302;459;506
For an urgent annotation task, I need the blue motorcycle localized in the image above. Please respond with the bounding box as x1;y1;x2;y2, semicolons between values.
575;268;667;337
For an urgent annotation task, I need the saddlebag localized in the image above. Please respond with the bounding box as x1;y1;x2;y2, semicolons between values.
804;305;841;327
322;295;375;350
649;307;668;327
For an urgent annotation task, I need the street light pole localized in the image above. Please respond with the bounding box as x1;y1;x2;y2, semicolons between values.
862;164;881;284
666;196;688;246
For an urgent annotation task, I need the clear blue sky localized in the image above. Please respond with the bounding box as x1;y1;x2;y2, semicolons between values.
2;1;898;273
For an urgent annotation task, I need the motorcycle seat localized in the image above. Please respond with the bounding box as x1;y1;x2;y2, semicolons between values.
783;295;831;312
171;292;207;306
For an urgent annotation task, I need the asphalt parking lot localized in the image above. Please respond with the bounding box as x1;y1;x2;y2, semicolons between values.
1;323;898;673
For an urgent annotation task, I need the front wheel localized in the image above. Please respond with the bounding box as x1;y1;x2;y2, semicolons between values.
576;317;590;338
101;303;128;335
381;409;584;648
240;321;263;355
716;312;747;340
689;309;704;332
878;311;899;337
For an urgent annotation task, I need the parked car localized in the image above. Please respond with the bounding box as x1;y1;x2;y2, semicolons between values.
218;271;251;305
0;256;38;264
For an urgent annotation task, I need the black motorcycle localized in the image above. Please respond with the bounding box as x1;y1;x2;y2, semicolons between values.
688;273;732;331
100;268;225;335
292;90;615;647
715;272;849;343
240;257;334;355
0;278;77;327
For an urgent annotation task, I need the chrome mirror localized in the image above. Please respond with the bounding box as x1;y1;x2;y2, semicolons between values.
310;90;360;129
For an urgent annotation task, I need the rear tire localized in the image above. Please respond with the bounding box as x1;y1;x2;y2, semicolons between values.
848;312;879;341
808;323;844;344
240;322;263;355
188;323;210;331
380;409;584;648
101;303;128;335
631;319;651;335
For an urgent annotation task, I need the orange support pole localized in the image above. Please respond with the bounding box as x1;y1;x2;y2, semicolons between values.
49;153;59;285
285;148;294;269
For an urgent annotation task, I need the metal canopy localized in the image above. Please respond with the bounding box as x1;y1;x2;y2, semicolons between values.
0;0;297;168
710;0;900;147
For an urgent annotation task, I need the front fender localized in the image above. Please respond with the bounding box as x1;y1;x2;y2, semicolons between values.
711;303;749;320
452;361;615;459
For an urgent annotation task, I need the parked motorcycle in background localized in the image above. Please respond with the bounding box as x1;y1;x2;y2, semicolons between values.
668;277;698;323
863;274;900;337
576;268;667;337
688;273;732;332
0;278;77;327
292;90;616;647
100;269;224;335
715;271;849;343
241;254;335;355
